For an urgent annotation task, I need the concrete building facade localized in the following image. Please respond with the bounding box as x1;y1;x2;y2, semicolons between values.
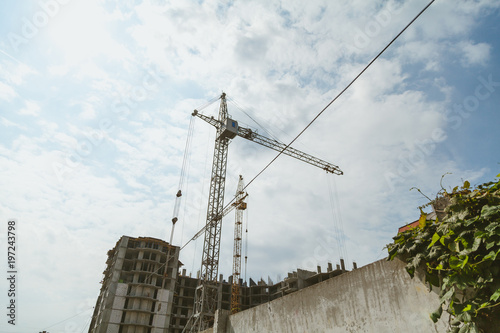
88;236;180;333
89;236;350;333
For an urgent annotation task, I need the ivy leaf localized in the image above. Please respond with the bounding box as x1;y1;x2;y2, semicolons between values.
484;249;500;261
418;211;428;229
428;232;440;249
430;304;442;323
386;178;500;331
482;205;500;220
458;311;472;323
457;324;479;333
449;256;468;269
470;237;481;252
449;256;460;269
406;265;415;278
387;245;399;261
478;302;490;309
490;287;500;302
440;233;449;246
441;287;455;303
486;241;496;250
485;222;499;233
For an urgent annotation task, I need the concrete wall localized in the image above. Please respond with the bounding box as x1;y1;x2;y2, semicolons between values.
215;258;449;333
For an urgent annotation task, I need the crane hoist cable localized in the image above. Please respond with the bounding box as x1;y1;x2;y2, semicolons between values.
191;124;215;274
244;194;249;284
227;98;282;143
327;174;348;268
170;115;195;243
182;2;437;329
180;0;437;255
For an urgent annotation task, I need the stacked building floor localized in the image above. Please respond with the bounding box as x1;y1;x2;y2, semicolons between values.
89;236;350;333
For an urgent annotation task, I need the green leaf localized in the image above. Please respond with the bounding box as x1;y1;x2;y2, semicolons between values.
485;222;499;233
387;245;398;261
426;271;440;287
458;311;472;323
468;322;480;333
478;302;490;309
484;249;500;261
449;256;468;269
428;232;440;249
458;236;469;249
441;287;455;303
406;265;415;278
460;255;468;268
412;253;423;268
394;235;405;244
449;256;459;269
490;287;500;302
418;212;428;229
471;237;482;252
458;323;469;333
464;180;470;189
482;205;500;220
430;305;443;323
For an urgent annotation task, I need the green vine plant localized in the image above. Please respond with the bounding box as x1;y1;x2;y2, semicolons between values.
386;175;500;333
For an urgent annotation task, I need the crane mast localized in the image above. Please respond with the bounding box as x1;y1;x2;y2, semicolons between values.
185;93;232;332
184;93;342;332
231;175;247;314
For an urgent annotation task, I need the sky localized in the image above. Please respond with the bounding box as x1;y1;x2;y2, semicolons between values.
0;0;499;331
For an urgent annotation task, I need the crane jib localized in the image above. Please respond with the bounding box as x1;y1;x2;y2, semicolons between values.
192;110;343;175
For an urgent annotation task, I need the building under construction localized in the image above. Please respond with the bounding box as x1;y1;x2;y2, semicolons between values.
88;94;348;333
88;235;350;333
88;236;180;333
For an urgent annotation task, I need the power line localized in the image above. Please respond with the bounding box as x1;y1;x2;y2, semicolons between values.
180;0;436;252
241;0;436;192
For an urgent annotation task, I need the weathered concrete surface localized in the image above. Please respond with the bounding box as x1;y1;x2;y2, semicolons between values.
222;258;449;333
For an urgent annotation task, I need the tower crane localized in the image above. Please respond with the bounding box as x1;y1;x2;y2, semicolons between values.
231;175;247;314
184;93;342;332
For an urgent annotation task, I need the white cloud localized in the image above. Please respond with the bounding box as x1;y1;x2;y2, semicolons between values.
458;41;491;67
19;100;41;116
0;81;17;101
1;0;499;330
47;63;70;76
0;116;25;129
78;102;97;120
45;0;133;66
